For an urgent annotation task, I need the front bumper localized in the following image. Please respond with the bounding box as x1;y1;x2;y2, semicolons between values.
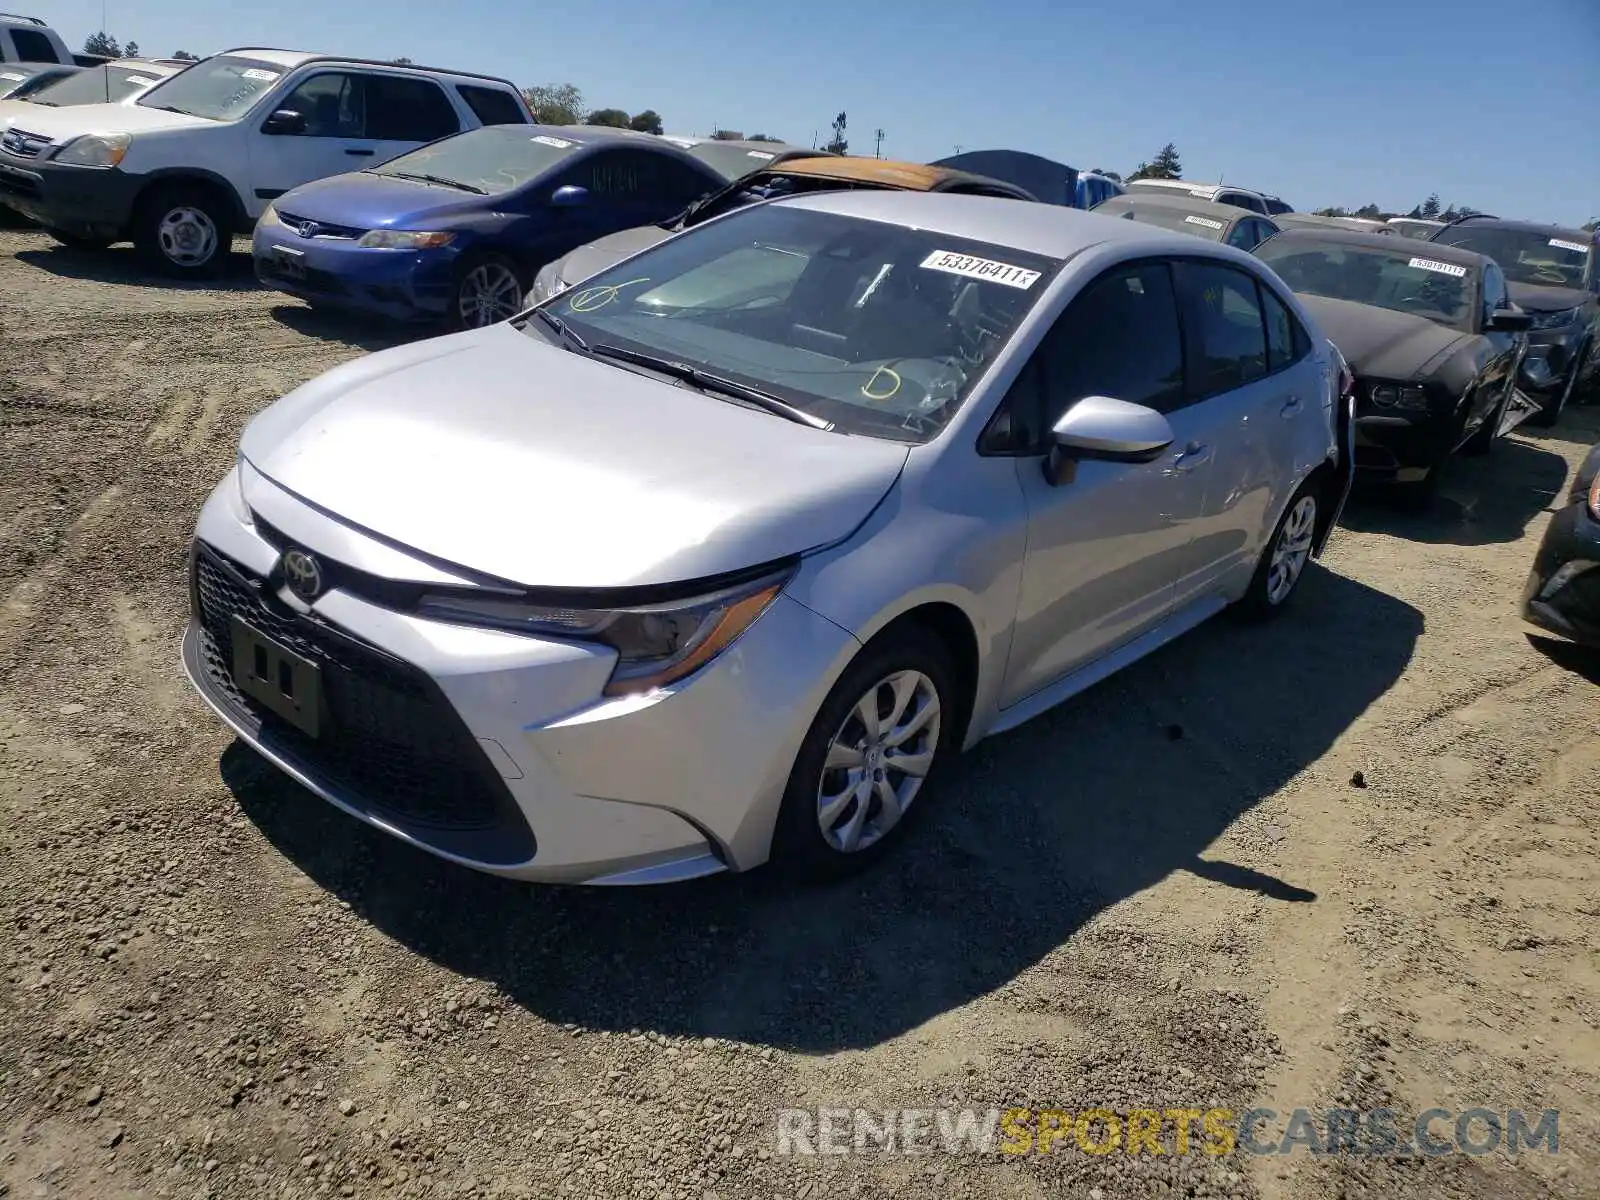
0;150;141;236
180;468;858;883
1520;326;1589;393
253;223;458;322
1521;500;1600;647
1351;409;1453;482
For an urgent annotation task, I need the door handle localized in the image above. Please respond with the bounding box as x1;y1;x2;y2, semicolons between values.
1280;396;1303;418
344;148;375;157
1172;442;1212;473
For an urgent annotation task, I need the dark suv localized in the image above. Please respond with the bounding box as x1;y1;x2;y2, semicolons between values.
1429;215;1599;425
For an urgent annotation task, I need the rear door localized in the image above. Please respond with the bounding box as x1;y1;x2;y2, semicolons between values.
360;72;461;164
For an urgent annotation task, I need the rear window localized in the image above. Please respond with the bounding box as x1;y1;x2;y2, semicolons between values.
456;84;526;126
9;29;59;63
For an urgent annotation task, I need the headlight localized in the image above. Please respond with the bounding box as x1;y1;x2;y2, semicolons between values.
1368;383;1430;412
529;263;567;303
356;229;456;249
414;566;793;696
258;203;282;229
51;132;130;168
1528;307;1583;331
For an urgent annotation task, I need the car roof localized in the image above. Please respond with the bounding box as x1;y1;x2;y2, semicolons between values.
663;134;820;156
774;155;1029;195
105;57;186;72
1126;178;1267;200
1434;214;1594;243
1094;192;1257;225
771;189;1224;260
1264;226;1492;269
1274;213;1390;233
215;47;521;86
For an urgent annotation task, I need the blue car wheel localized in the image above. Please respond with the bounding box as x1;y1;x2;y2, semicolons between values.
453;253;527;330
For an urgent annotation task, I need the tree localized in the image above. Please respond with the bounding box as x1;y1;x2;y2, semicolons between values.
747;133;782;143
584;108;631;128
1127;143;1182;182
710;129;744;140
824;111;847;155
391;57;414;65
1420;193;1442;219
1585;218;1599;233
1354;203;1383;219
628;109;663;135
521;83;583;126
124;41;139;57
171;50;198;60
83;32;122;57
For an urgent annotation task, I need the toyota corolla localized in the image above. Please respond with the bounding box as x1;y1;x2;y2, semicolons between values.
182;191;1350;885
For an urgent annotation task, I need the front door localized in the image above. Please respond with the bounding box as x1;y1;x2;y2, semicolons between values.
998;258;1212;707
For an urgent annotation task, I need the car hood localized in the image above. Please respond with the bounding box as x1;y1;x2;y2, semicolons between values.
1295;295;1469;381
552;225;672;287
238;323;909;589
272;171;484;229
1506;281;1590;314
0;99;210;142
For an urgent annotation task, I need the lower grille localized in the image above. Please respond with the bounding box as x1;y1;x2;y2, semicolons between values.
190;542;529;845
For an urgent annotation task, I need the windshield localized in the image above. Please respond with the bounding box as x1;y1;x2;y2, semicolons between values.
0;66;51;100
1431;227;1593;289
371;127;578;194
681;170;891;229
530;204;1057;442
28;64;167;107
135;55;282;121
686;141;792;182
1256;239;1476;330
1101;203;1228;241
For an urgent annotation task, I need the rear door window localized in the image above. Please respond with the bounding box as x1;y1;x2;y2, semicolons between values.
1175;261;1270;395
456;84;527;126
363;74;460;141
10;29;58;63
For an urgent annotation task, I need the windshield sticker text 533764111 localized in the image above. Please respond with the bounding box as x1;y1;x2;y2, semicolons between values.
1185;215;1225;230
920;250;1040;290
1549;238;1590;254
1408;257;1467;278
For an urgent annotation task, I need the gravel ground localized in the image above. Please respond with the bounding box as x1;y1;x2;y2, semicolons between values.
1;229;1597;1200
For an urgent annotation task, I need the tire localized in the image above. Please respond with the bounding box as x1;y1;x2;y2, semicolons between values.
134;185;229;277
771;625;957;880
1463;385;1511;454
451;253;527;330
45;228;112;252
1235;479;1319;621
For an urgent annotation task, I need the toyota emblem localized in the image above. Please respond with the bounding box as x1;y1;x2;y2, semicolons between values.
280;549;323;600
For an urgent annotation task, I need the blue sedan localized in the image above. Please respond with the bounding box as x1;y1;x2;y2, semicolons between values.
254;125;727;328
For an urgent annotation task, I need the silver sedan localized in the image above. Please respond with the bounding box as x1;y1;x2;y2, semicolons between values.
182;190;1352;885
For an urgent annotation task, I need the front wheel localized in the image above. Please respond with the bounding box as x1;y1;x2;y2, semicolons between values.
134;186;228;277
1235;482;1318;620
452;253;526;329
1463;385;1512;454
772;627;956;880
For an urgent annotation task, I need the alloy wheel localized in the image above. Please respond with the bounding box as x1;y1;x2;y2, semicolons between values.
1266;494;1317;605
458;263;523;328
816;670;941;854
157;205;218;268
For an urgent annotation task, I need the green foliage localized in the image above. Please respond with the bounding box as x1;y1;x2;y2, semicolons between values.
82;31;121;57
824;111;847;155
124;41;139;57
628;109;663;135
1420;193;1441;219
1127;143;1182;182
171;50;198;60
522;83;584;126
747;133;782;143
391;57;414;65
584;108;632;129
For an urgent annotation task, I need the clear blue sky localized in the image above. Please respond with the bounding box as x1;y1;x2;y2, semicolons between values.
30;0;1600;226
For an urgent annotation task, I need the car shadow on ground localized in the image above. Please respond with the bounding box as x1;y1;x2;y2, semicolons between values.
13;240;261;291
1337;435;1573;547
268;303;417;354
1525;633;1600;683
224;566;1421;1053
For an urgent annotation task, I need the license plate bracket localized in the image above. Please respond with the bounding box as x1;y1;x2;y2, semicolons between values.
270;244;306;280
231;617;322;737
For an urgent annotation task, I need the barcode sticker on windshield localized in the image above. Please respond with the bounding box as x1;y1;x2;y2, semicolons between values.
1185;215;1225;230
920;250;1040;290
531;135;573;148
127;76;157;85
663;137;696;148
240;69;280;82
1550;238;1589;254
1408;257;1467;278
746;150;775;159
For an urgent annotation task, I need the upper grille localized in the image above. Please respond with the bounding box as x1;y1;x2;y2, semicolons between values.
0;127;51;159
190;542;528;842
276;210;365;241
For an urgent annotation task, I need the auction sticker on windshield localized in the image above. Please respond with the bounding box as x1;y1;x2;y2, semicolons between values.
1408;257;1467;278
240;69;279;82
531;135;573;149
920;250;1040;290
747;150;775;160
1185;215;1225;230
1550;238;1590;254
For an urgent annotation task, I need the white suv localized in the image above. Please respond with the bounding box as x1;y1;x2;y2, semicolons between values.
0;14;73;66
1124;178;1286;216
0;48;532;275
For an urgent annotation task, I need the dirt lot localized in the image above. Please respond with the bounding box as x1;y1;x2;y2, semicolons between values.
1;226;1597;1200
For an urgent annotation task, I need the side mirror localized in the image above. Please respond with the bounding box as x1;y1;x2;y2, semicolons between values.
1487;307;1532;333
261;109;306;136
549;184;590;208
1044;396;1175;486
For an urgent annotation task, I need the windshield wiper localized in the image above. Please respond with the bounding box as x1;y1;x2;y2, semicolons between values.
588;344;833;430
530;307;589;354
383;170;487;195
146;104;192;115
